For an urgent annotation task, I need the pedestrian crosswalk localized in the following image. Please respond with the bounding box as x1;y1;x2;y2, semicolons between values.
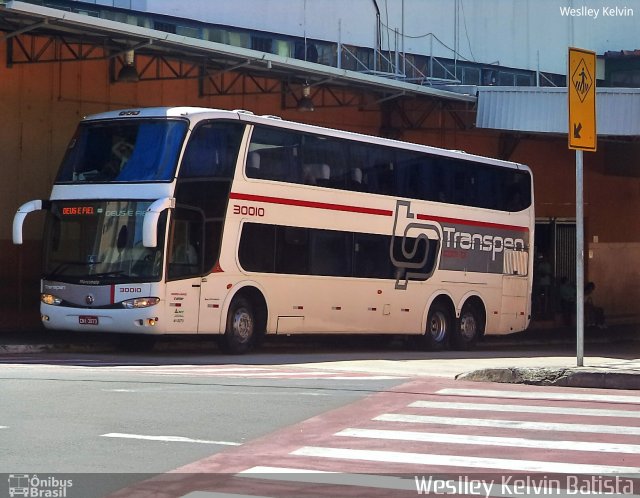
139;380;640;498
0;360;404;380
104;364;403;380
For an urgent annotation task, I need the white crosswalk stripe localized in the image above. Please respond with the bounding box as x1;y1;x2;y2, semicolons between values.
238;466;416;491
374;412;640;435
409;399;640;418
436;387;640;404
181;493;271;498
291;445;640;474
335;427;640;454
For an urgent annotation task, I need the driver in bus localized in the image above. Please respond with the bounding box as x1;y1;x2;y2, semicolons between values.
104;135;134;177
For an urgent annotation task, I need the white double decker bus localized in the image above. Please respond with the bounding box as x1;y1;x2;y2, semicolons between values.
13;107;534;353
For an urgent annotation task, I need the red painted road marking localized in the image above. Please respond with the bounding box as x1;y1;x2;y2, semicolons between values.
105;378;640;497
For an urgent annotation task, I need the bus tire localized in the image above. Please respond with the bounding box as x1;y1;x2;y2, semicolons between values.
419;301;452;351
452;300;484;350
219;296;255;355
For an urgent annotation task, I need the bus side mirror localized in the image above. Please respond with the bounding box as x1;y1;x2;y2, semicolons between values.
13;200;43;245
143;197;175;248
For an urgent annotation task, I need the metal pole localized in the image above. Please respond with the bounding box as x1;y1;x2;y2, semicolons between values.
402;0;406;76
576;150;585;367
395;28;399;76
337;19;342;69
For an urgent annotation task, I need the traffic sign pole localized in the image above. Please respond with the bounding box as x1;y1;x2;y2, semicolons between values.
568;47;596;368
576;150;584;367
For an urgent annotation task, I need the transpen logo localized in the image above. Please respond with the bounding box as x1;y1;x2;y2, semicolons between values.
442;226;526;261
391;200;441;290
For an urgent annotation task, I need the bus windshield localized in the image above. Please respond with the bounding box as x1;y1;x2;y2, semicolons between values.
43;201;166;284
56;119;188;183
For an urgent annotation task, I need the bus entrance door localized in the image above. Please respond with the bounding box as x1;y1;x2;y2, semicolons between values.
164;213;203;333
165;278;201;333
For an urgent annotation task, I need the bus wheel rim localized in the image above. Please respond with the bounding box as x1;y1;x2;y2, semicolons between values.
460;312;477;340
429;311;447;342
232;308;253;343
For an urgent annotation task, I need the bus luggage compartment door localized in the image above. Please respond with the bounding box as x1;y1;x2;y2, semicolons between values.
276;316;304;334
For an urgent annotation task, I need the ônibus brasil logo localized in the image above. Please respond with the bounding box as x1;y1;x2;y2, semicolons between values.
8;474;73;497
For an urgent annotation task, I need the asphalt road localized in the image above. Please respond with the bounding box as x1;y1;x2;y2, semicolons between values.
0;356;406;496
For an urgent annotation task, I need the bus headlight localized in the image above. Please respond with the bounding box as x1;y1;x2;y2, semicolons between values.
41;294;62;306
122;297;160;309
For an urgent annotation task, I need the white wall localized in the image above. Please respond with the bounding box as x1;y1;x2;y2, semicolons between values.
74;0;639;75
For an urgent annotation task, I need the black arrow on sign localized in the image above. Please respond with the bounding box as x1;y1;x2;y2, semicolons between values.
573;123;582;139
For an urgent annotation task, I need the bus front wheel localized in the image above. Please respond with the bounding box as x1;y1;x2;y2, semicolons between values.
220;296;255;355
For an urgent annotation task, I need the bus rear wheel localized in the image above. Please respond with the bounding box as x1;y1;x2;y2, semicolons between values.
418;301;452;351
452;301;484;350
219;296;255;355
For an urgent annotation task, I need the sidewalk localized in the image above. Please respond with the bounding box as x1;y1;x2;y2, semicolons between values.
0;321;639;390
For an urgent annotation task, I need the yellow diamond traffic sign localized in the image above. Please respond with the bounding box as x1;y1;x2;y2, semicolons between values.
571;59;593;103
568;47;597;151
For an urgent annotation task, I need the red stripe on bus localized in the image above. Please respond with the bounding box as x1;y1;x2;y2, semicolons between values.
230;192;528;233
110;285;115;304
416;214;529;233
230;192;393;217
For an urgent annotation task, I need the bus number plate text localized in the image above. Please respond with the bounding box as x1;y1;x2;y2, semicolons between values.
233;205;265;217
79;315;99;326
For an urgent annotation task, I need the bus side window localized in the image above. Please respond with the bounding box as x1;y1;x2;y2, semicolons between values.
276;227;309;275
238;223;276;272
505;173;531;212
354;233;392;279
182;129;216;177
168;213;202;279
246;151;262;178
309;230;351;276
181;122;244;179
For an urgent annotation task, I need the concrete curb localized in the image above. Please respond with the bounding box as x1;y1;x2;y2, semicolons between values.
456;367;640;390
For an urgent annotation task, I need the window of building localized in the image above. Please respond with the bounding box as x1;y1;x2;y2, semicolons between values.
498;71;516;86
610;70;640;87
154;21;177;34
462;67;481;85
251;36;273;53
177;25;201;39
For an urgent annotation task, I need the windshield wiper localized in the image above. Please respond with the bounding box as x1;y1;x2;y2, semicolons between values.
85;270;127;278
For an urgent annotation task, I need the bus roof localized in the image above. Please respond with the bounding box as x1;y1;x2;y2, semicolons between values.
83;107;529;173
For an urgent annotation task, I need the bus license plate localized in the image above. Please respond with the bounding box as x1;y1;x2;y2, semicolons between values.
79;315;99;326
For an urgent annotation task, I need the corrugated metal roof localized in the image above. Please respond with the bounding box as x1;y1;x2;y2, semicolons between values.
1;1;476;104
476;87;640;136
